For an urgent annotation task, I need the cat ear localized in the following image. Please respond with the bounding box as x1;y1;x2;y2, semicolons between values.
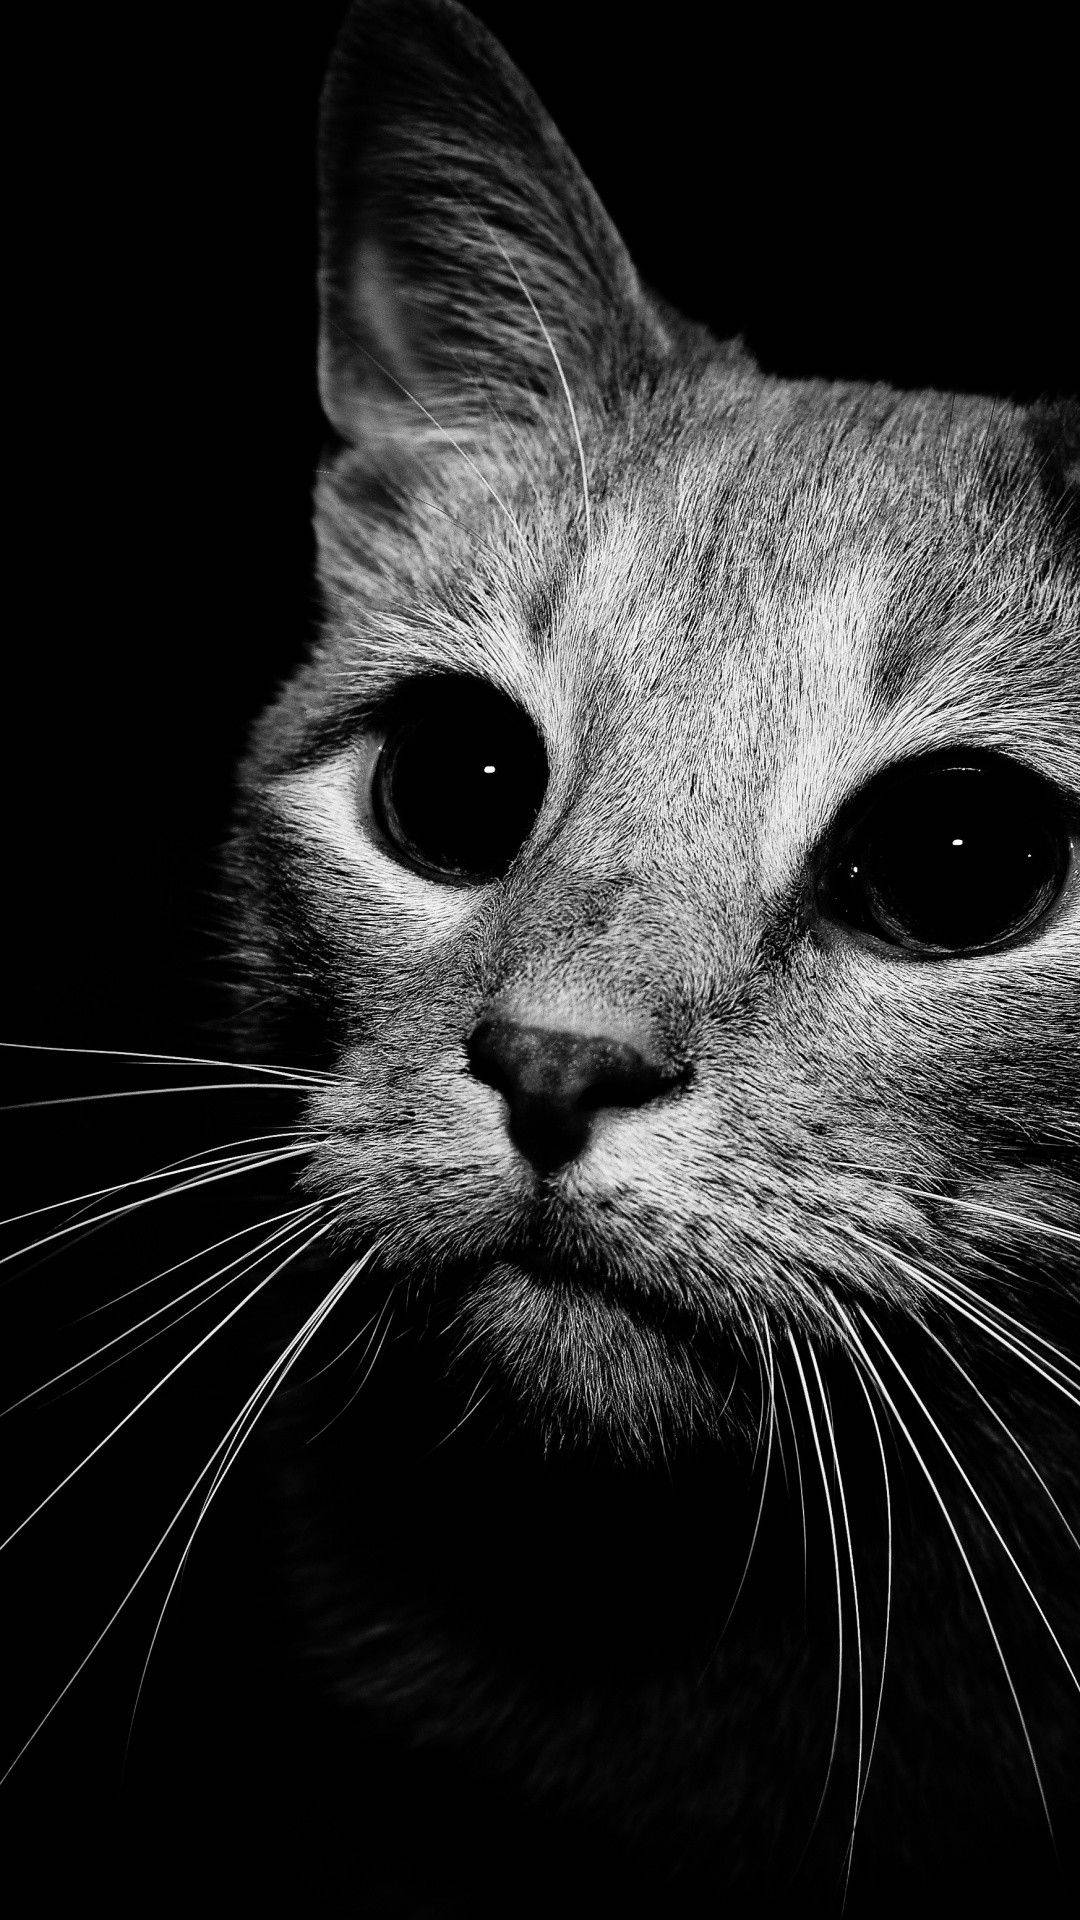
317;0;665;468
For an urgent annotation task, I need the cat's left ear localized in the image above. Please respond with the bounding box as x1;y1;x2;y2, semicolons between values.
317;0;667;470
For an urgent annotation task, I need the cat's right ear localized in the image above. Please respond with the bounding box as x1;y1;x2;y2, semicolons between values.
317;0;666;475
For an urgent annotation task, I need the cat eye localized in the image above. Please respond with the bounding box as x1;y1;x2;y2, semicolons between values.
369;677;548;883
819;755;1074;956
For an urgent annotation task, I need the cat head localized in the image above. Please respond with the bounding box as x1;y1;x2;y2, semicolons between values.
233;0;1079;1461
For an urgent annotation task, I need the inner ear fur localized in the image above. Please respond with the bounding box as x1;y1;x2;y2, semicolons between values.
317;0;665;463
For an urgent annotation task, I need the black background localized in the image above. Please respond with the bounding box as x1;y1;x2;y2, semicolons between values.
4;0;1078;1902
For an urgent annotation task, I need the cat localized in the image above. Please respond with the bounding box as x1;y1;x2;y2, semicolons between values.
209;0;1080;1907
5;0;1078;1911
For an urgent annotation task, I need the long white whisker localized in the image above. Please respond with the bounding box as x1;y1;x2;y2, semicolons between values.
129;1252;374;1737
788;1333;845;1838
747;1325;771;1469
848;1359;893;1829
434;1368;494;1450
305;1289;397;1445
841;1225;1080;1411
710;1321;777;1650
857;1310;1079;1698
830;1164;1080;1253
832;1302;1054;1839
917;1189;1080;1250
916;1313;1080;1555
0;1039;332;1085
932;1291;1080;1415
0;1144;314;1274
1;1232;369;1783
4;1080;316;1116
773;1350;809;1600
805;1342;865;1876
1;1201;353;1552
2;1129;322;1234
3;1199;331;1416
935;1270;1080;1388
301;1279;394;1386
77;1145;328;1320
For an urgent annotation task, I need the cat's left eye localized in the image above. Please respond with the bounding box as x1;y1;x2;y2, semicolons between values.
817;753;1074;956
369;677;549;883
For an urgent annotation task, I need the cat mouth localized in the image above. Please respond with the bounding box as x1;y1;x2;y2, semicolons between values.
442;1251;748;1463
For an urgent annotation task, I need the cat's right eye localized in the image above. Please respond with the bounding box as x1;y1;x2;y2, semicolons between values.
817;753;1075;956
369;677;549;884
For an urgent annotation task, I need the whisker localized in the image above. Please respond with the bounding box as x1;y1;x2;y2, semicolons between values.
2;1236;371;1783
772;1349;809;1601
929;1289;1080;1414
434;1368;494;1450
77;1138;328;1320
0;1144;314;1274
709;1320;778;1653
300;1278;395;1386
0;1039;333;1085
857;1309;1080;1698
807;1336;864;1889
832;1163;1080;1253
129;1251;375;1737
832;1302;1055;1839
3;1079;318;1115
305;1288;397;1445
1;1202;350;1552
806;1341;865;1874
838;1221;1080;1412
852;1227;1080;1414
747;1323;771;1470
787;1333;846;1838
847;1359;893;1829
915;1312;1080;1555
935;1270;1080;1388
940;1293;1080;1415
2;1128;322;1234
3;1199;331;1416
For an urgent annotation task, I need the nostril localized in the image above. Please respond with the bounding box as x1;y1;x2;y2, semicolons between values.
467;1015;679;1172
466;1017;521;1102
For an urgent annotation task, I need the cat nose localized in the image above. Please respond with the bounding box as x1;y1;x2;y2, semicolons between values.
467;1015;677;1172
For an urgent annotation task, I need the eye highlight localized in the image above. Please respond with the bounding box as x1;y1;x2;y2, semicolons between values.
818;754;1074;956
369;677;548;884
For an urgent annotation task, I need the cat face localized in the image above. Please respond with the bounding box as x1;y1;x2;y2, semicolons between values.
233;0;1079;1462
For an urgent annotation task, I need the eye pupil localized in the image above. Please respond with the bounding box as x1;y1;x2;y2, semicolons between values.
371;679;548;883
821;757;1071;956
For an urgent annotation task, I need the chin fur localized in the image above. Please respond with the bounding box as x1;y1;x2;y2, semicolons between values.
449;1261;756;1463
